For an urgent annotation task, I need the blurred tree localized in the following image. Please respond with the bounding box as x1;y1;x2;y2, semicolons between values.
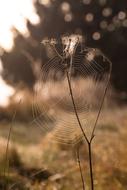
0;0;127;93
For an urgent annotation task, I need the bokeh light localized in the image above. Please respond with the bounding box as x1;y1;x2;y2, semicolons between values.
100;20;108;29
39;0;51;6
61;2;71;13
92;32;101;40
123;19;127;27
83;0;91;5
102;7;112;17
118;11;126;20
85;13;94;22
64;13;73;22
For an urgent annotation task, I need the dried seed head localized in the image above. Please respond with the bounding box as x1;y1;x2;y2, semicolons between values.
62;34;83;56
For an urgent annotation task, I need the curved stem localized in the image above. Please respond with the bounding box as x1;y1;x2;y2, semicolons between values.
66;71;89;144
90;55;112;141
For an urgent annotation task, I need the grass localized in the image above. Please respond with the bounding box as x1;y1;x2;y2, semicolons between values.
0;107;127;189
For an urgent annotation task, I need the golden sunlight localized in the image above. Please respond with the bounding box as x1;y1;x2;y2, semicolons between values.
0;60;14;107
0;0;40;51
0;77;14;107
0;0;40;106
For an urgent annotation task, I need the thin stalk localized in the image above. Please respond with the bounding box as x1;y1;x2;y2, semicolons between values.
66;71;94;190
65;46;111;190
76;147;85;190
90;81;109;142
66;71;89;144
3;111;16;190
3;99;21;190
90;54;112;142
88;143;94;190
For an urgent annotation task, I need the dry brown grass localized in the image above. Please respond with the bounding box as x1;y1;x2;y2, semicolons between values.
0;97;127;189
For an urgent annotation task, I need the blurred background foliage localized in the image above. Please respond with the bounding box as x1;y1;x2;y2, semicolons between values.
0;0;127;97
0;1;127;189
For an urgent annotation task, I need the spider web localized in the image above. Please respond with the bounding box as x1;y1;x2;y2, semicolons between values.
31;41;112;145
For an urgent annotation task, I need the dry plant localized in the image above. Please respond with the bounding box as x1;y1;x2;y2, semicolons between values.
2;35;111;189
3;99;21;190
32;35;112;189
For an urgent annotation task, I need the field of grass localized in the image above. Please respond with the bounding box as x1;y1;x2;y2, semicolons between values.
0;106;127;190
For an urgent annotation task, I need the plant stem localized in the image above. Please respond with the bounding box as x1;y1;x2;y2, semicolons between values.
66;71;89;144
76;147;85;190
88;142;94;190
4;99;21;190
66;71;94;190
65;47;111;190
